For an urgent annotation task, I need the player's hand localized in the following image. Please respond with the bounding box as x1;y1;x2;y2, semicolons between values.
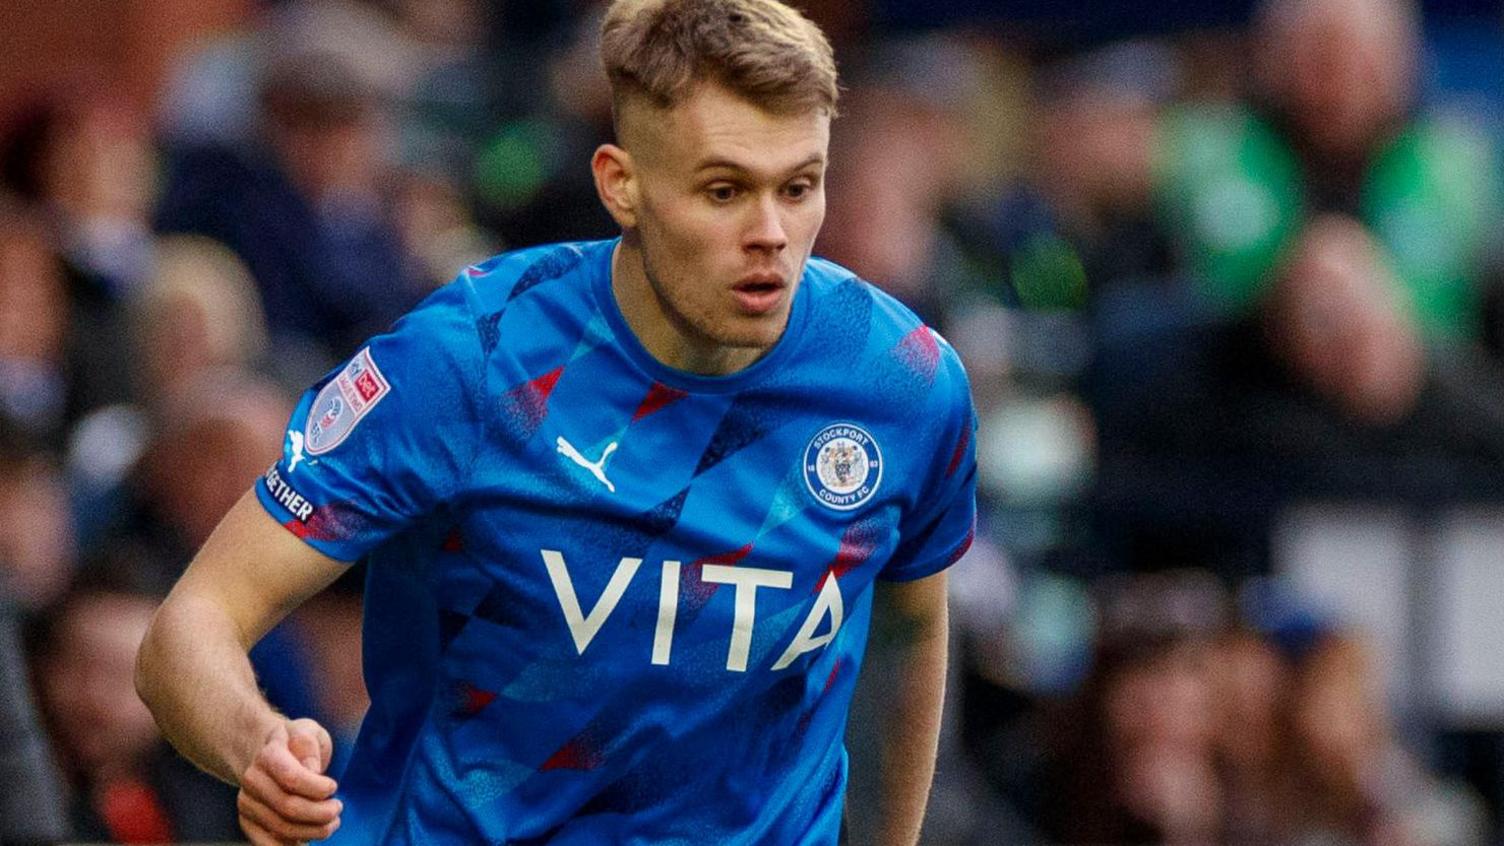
236;717;343;845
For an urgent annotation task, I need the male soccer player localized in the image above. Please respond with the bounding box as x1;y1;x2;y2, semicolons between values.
136;1;978;843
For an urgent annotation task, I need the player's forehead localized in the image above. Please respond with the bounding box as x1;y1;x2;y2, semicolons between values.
634;82;831;178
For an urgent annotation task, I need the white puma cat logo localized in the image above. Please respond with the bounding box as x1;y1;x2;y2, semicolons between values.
556;436;619;493
288;430;307;472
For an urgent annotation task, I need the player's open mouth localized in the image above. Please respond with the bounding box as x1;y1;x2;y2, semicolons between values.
733;276;786;315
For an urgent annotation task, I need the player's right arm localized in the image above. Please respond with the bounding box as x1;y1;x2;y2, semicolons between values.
136;489;348;845
141;276;485;844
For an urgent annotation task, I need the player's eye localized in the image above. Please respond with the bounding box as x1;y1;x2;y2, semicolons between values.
707;184;739;203
784;178;818;201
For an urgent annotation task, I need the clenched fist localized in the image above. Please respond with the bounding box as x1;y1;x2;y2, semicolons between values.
237;718;343;845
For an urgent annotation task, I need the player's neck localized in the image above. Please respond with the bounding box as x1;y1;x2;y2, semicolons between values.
610;240;766;376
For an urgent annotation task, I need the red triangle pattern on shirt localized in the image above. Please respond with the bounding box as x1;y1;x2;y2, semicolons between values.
541;735;605;771
502;365;565;435
944;424;971;479
282;501;370;543
524;366;565;407
822;657;845;694
816;519;883;592
893;325;941;382
682;544;754;609
631;382;689;423
454;681;498;718
440;527;465;553
946;520;977;567
797;658;847;735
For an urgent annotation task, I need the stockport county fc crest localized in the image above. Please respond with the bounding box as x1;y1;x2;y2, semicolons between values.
804;423;883;511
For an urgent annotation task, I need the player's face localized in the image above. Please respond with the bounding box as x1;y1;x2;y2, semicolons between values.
624;83;830;365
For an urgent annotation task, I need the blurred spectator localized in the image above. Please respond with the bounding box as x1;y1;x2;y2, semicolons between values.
818;36;984;325
159;0;510;262
1280;632;1487;845
1154;0;1502;380
1209;626;1289;843
0;591;68;844
383;0;503;180
156;49;425;366
112;368;290;577
1031;40;1168;248
394;169;500;288
66;235;274;549
152;371;283;545
1046;571;1226;845
0;420;76;612
468;6;618;247
1040;572;1485;844
30;566;239;843
127;235;272;405
1263;213;1426;424
1085;0;1504;581
0;201;71;445
0;95;154;423
0;93;159;299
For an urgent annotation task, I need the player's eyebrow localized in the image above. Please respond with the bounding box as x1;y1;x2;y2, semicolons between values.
693;154;826;178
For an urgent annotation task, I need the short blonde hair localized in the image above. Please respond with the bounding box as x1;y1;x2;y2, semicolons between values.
600;0;838;123
130;235;268;367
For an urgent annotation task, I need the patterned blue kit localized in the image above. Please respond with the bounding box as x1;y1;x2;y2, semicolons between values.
257;240;977;844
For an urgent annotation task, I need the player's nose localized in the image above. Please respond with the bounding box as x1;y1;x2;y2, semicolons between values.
744;194;787;253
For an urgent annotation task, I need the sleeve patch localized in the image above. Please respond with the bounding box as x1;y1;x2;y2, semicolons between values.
305;347;391;455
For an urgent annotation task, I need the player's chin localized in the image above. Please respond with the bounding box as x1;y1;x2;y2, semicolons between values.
712;312;790;350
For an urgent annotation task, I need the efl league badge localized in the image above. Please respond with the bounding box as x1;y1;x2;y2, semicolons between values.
309;397;343;442
305;347;390;455
804;423;883;511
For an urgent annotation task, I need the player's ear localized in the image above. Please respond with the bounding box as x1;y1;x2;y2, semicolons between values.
592;143;639;230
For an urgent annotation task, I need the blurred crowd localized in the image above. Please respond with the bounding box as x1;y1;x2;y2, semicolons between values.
4;0;1504;843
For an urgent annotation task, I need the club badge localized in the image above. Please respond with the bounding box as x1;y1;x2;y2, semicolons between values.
804;423;883;511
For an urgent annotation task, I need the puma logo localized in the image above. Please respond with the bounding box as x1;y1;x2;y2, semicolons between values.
556;436;619;493
288;430;307;472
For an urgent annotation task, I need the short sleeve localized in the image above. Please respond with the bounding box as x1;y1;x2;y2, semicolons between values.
879;341;979;582
255;281;484;561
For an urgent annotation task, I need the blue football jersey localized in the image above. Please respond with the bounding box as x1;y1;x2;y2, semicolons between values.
256;239;978;845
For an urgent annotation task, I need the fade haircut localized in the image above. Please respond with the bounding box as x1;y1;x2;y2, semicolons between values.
600;0;839;132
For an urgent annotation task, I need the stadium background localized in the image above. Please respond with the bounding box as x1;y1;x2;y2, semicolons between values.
4;0;1504;843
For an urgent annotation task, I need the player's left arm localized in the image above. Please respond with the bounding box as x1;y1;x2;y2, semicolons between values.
871;568;949;846
861;326;975;844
